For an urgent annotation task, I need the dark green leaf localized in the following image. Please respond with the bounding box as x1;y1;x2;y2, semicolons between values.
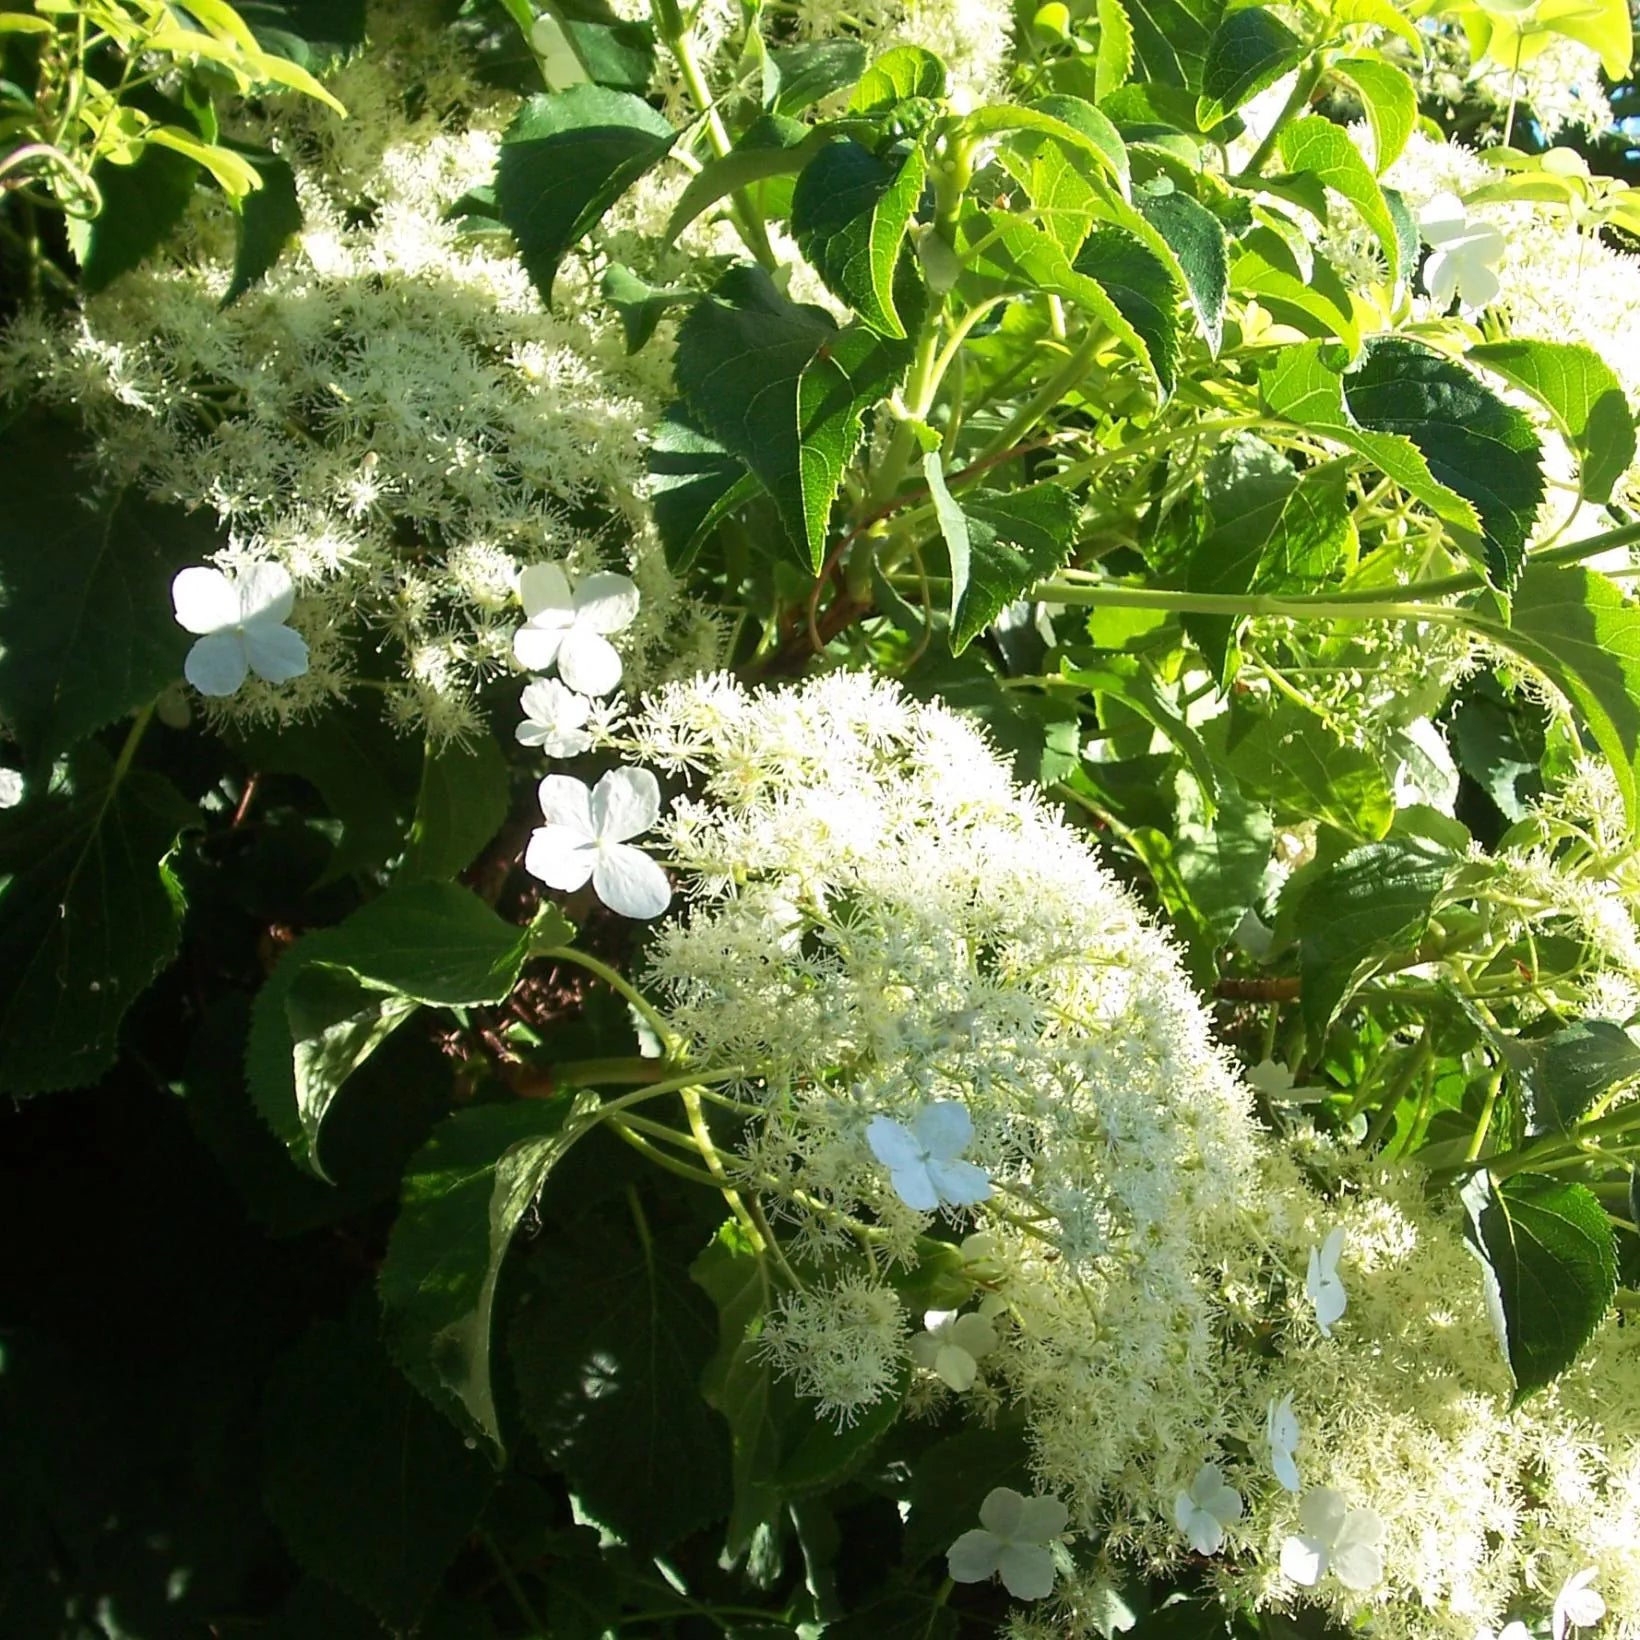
1196;7;1304;128
1123;0;1221;87
1462;1171;1617;1403
68;144;198;293
1343;338;1544;589
401;730;510;882
1507;1020;1640;1135
847;45;945;112
1473;564;1640;830
1071;223;1181;397
263;1307;496;1631
1139;188;1229;354
1468;339;1636;505
1287;836;1458;1032
792;139;925;338
647;411;761;571
0;420;216;760
664;120;822;244
222;148;302;305
380;1095;600;1444
495;86;676;304
0;746;191;1095
768;40;870;116
512;1214;731;1551
554;4;656;92
601;263;691;353
901;1425;1033;1568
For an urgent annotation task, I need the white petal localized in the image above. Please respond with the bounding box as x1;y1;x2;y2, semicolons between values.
516;719;593;757
934;1343;978;1392
997;1543;1056;1601
946;1529;1003;1585
1313;1276;1347;1333
914;1100;974;1160
1424;249;1460;310
1272;1445;1302;1494
926;1156;992;1207
1320;1227;1345;1275
519;561;573;621
520;677;591;732
557;627;624;696
1012;1495;1068;1543
514;622;567;672
949;1313;998;1357
237;561;295;623
242;621;308;684
592;843;672;919
184;632;249;696
1297;1487;1348;1541
1331;1540;1383;1591
1280;1534;1326;1587
865;1115;924;1171
1174;1492;1199;1537
1457;261;1502;312
172;567;239;635
1189;1464;1227;1507
1183;1507;1225;1557
910;1333;942;1371
573;570;641;634
590;766;661;842
1340;1507;1384;1549
523;824;597;891
888;1160;941;1212
537;774;594;835
979;1487;1026;1540
1417;191;1467;243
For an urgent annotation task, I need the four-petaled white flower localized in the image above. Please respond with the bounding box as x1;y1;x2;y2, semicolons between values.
1173;1463;1244;1556
513;563;639;696
1266;1393;1302;1493
172;563;308;697
1417;192;1507;313
523;767;671;920
1280;1487;1385;1591
1553;1566;1606;1640
1306;1227;1347;1336
517;677;593;756
866;1102;991;1212
947;1487;1068;1601
912;1306;999;1391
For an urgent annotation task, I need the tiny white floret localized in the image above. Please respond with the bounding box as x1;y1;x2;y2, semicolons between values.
1266;1393;1302;1493
1552;1566;1606;1640
517;677;593;756
911;1307;998;1392
1280;1487;1384;1591
1305;1227;1347;1336
513;563;639;696
523;766;671;920
1173;1462;1244;1556
947;1486;1068;1601
866;1102;991;1212
172;563;308;697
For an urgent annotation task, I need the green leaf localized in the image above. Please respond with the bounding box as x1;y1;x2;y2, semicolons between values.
1260;340;1482;540
249;883;531;1172
924;461;1079;653
963;98;1129;192
1206;698;1395;839
663;120;823;244
380;1095;600;1444
1277;114;1399;271
1330;55;1416;172
512;1214;733;1551
263;1306;497;1631
1462;1171;1617;1403
1139;187;1229;355
767;39;870;116
1506;1019;1640;1134
1123;0;1221;87
792;139;925;338
0;746;192;1095
847;45;946;112
551;3;657;92
68;144;199;294
1196;7;1305;128
1468;339;1636;505
1072;223;1181;397
495;86;676;304
1474;564;1640;831
1096;0;1136;100
601;263;691;353
902;1425;1033;1568
0;420;218;760
401;730;510;882
677;265;907;570
1231;231;1362;354
966;214;1176;395
222;147;302;304
646;412;761;571
1343;338;1544;589
1286;836;1458;1032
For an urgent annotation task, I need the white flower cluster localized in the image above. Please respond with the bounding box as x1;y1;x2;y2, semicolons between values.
620;670;1640;1637
0;4;695;743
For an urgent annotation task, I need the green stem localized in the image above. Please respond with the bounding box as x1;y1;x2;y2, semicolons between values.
482;1534;548;1638
534;945;679;1054
980;323;1106;461
1033;580;1473;626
